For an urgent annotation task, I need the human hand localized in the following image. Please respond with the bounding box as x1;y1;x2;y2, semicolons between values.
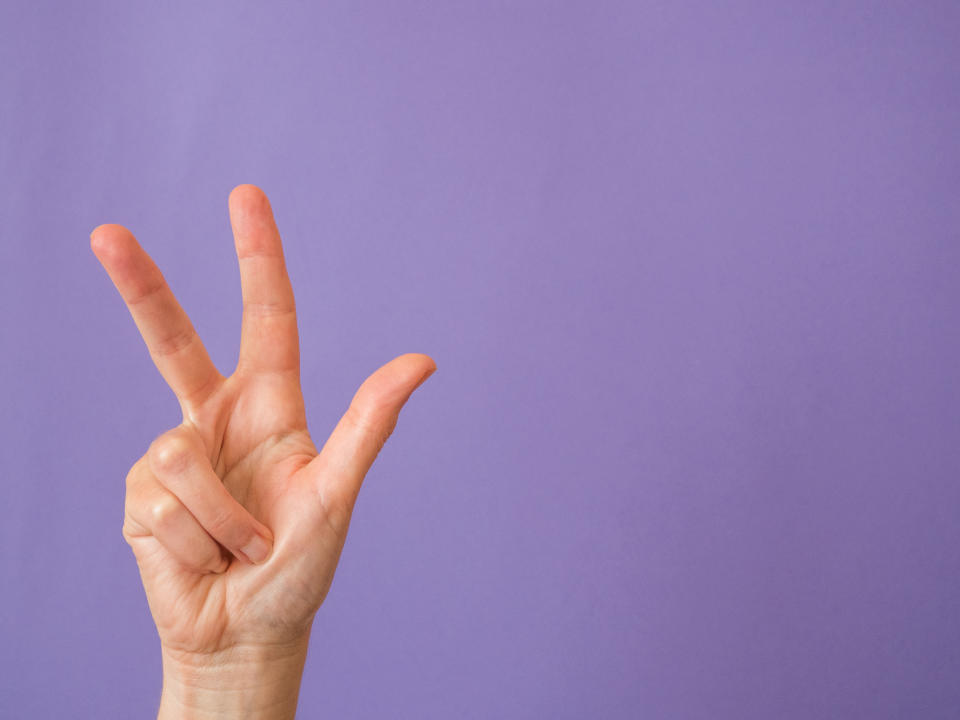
91;185;435;719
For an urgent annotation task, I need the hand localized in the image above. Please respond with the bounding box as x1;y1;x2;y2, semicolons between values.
91;184;436;719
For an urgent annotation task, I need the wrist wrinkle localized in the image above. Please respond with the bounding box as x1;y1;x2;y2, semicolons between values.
159;639;309;719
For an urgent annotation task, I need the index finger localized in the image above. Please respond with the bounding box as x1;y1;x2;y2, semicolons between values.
90;224;223;407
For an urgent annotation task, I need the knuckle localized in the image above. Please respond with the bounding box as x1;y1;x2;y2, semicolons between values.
322;492;353;535
345;398;397;449
243;300;295;318
125;456;151;491
149;432;193;475
121;520;136;546
123;463;155;541
151;325;198;358
148;493;182;532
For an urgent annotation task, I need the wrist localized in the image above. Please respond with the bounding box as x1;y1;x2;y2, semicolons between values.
158;636;310;720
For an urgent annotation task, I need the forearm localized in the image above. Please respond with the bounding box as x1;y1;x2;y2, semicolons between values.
157;638;310;720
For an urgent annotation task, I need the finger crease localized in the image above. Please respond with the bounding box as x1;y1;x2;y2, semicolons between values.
243;302;296;318
151;326;200;358
125;280;167;307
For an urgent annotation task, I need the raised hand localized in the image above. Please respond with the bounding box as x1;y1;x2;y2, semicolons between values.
91;185;435;718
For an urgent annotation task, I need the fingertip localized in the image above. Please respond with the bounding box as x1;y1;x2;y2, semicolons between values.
395;352;436;372
401;353;437;386
349;353;436;422
209;554;231;575
413;357;437;392
230;182;265;197
423;354;438;377
389;353;438;389
229;183;270;215
89;223;133;262
240;532;273;565
89;224;111;253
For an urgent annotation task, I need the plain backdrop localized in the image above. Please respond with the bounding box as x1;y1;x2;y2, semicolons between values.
2;1;959;718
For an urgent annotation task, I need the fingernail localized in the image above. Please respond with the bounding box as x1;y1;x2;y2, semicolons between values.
241;533;272;564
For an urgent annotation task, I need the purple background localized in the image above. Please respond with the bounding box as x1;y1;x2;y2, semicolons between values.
2;1;959;717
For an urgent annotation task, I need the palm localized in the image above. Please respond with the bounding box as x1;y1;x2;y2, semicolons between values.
129;379;325;655
93;185;435;658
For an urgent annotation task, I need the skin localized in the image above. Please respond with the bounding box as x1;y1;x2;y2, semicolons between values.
90;184;436;718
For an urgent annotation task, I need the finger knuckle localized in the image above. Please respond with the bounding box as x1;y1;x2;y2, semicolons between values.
151;325;198;359
322;492;353;536
345;399;397;450
148;494;182;532
125;457;151;491
150;432;192;475
121;519;137;546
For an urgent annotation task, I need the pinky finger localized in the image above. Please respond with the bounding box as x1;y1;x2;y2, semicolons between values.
125;463;228;574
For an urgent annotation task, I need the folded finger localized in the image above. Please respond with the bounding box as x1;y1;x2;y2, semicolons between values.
125;460;228;574
148;425;274;564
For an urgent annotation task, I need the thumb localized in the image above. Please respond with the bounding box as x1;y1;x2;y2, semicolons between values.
303;352;436;518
